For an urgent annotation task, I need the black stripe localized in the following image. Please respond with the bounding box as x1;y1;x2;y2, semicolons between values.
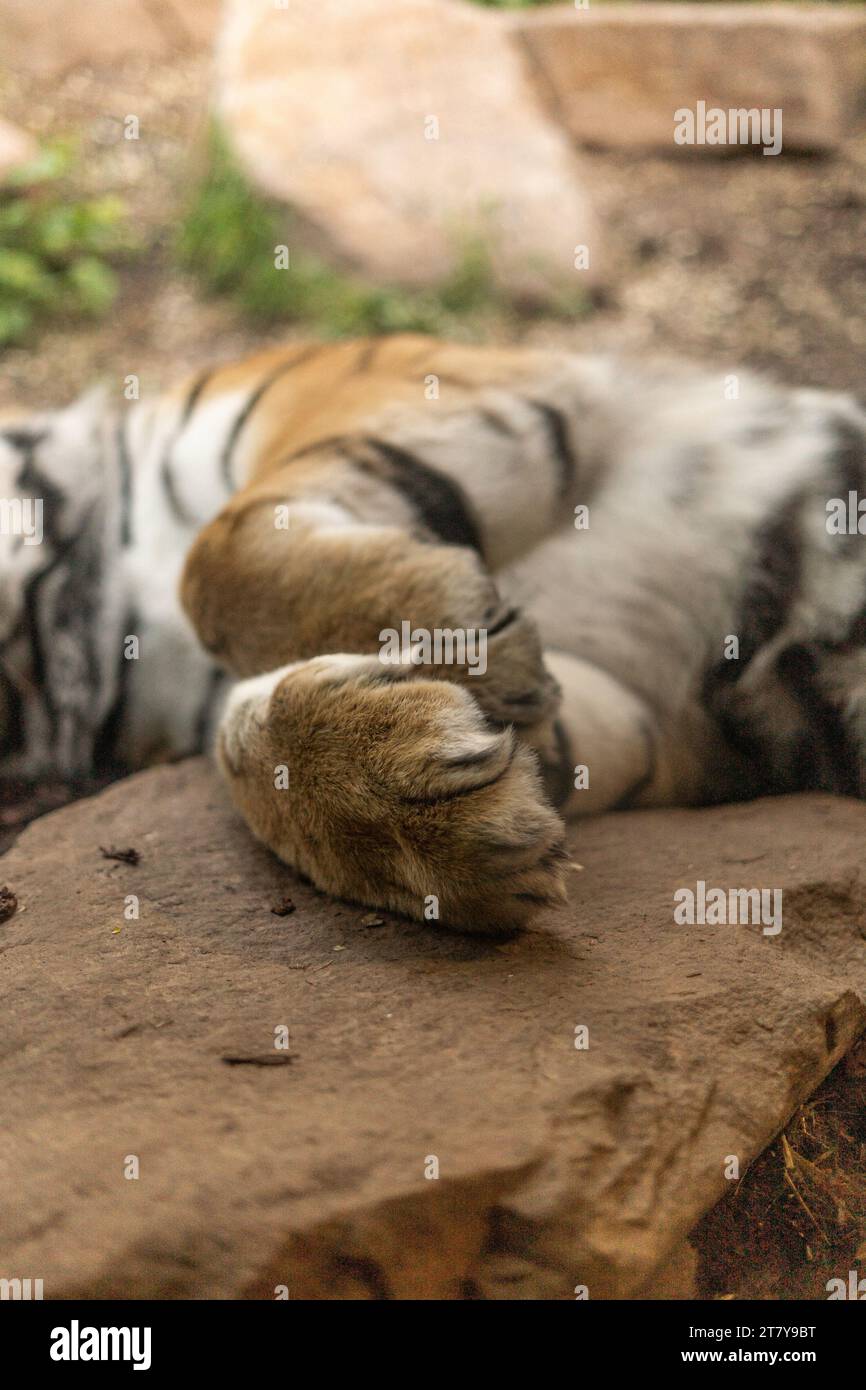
703;492;804;698
220;346;322;490
357;437;483;553
193;668;226;753
843;589;866;648
485;606;520;638
180;368;214;425
93;608;136;773
0;662;25;761
5;436;66;747
160;456;196;527
157;368;216;529
700;493;806;788
16;439;105;768
15;447;64;531
523;398;577;499
20;548;69;742
1;427;47;453
829;416;865;496
735;494;804;664
776;643;861;796
10;429;126;780
537;717;574;810
478;407;516;438
46;514;105;776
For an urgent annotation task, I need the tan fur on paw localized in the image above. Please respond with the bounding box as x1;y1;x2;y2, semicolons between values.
217;654;568;935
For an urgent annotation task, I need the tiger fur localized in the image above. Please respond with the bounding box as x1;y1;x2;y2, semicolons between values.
2;334;865;932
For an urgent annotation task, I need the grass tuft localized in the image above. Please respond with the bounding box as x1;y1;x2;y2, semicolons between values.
0;140;129;347
176;126;588;338
693;1035;866;1299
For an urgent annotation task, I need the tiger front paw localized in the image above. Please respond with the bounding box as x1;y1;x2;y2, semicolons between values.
217;654;568;935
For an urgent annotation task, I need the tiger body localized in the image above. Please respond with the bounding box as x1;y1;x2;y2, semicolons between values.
3;334;866;931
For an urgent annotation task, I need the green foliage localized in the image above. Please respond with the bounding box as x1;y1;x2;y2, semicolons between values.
177;127;587;337
0;140;128;347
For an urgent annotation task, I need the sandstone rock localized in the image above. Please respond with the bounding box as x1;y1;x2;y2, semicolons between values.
216;0;599;301
516;3;866;153
0;118;37;184
164;0;223;49
2;760;865;1298
0;0;220;78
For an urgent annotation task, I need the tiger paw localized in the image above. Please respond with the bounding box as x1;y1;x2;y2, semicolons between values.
217;653;568;935
378;603;562;731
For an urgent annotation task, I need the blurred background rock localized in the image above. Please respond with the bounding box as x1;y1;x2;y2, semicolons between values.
0;0;864;415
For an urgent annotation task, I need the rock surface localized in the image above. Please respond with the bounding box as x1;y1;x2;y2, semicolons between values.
217;0;599;300
2;760;865;1298
517;3;866;154
0;0;221;76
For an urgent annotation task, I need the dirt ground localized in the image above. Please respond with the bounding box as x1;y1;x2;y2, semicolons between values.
2;44;866;1301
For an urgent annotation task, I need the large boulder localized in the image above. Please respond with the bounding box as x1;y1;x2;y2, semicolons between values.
216;0;600;301
516;3;866;154
2;760;865;1297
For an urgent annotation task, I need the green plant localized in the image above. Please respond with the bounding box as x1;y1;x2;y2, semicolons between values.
177;126;588;337
0;140;129;347
177;127;513;336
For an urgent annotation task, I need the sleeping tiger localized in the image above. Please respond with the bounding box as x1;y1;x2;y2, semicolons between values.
2;334;865;932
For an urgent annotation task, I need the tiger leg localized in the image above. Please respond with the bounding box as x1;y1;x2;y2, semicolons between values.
522;653;658;816
180;483;560;730
522;651;725;818
216;653;568;936
211;643;717;932
181;479;573;931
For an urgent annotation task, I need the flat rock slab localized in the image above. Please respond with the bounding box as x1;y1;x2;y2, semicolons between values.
2;761;865;1299
517;3;866;153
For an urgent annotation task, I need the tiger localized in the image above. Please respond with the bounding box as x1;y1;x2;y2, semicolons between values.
2;333;866;934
